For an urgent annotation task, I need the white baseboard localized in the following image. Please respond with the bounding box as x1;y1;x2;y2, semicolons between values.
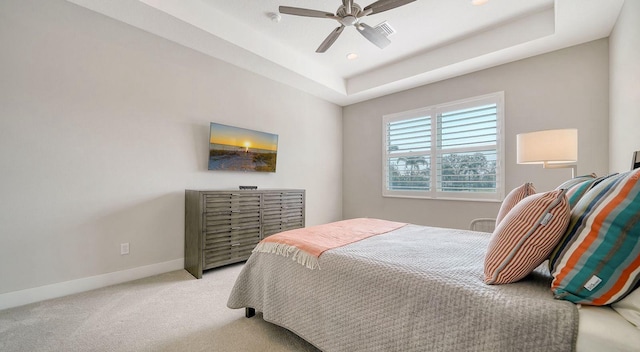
0;258;184;311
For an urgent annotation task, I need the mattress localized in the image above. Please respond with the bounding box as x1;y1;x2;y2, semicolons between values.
577;305;640;352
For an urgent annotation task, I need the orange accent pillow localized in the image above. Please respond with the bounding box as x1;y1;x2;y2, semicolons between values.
485;189;570;284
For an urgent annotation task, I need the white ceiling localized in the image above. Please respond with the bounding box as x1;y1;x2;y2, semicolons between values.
66;0;624;106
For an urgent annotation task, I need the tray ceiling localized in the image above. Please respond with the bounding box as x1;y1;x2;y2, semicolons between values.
66;0;624;106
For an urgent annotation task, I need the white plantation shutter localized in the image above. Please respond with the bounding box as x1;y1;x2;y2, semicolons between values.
384;115;431;193
437;103;498;193
383;92;504;201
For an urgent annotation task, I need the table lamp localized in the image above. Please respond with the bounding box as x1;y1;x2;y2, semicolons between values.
516;129;578;177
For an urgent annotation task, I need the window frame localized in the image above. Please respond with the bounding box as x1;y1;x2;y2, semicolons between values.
382;92;505;202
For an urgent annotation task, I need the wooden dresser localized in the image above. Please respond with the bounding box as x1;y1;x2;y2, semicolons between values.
184;189;305;279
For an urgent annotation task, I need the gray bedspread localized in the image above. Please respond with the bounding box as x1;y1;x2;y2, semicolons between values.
227;224;579;352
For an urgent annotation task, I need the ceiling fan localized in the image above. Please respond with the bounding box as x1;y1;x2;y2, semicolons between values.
279;0;417;53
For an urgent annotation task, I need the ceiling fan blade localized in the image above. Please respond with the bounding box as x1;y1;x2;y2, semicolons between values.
362;0;416;15
279;6;336;19
357;23;391;49
316;26;345;53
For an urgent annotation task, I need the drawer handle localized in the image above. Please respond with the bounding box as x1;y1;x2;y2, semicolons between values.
231;227;240;230
231;243;241;247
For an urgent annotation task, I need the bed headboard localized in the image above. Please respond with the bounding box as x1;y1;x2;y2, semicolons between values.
632;151;640;170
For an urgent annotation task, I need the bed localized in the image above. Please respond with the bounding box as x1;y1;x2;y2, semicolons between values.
226;221;639;351
227;169;640;352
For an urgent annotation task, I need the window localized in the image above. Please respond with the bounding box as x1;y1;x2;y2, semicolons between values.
383;92;504;201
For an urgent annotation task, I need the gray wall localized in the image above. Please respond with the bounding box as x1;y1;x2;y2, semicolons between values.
343;39;610;230
0;0;342;295
610;0;640;172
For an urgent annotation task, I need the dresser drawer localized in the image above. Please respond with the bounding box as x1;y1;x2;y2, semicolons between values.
263;192;304;209
263;218;305;237
204;193;261;213
202;211;261;229
263;207;303;222
203;226;261;250
202;241;257;270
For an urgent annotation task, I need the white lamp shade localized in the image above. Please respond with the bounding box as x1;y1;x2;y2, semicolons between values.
517;129;578;164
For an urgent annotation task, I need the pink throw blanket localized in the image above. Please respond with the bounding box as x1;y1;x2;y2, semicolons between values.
253;218;407;269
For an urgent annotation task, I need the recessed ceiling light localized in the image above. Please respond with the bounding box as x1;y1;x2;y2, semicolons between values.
471;0;489;5
267;12;281;23
346;53;359;60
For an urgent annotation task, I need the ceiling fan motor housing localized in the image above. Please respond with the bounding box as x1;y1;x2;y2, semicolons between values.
337;3;362;20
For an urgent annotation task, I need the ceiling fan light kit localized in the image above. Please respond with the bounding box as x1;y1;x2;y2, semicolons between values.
472;0;490;6
279;0;416;53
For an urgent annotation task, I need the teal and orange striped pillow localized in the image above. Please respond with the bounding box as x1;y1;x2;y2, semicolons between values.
550;168;640;305
555;174;597;208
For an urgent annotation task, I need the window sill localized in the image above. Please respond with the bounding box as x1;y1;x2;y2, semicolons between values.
382;194;502;203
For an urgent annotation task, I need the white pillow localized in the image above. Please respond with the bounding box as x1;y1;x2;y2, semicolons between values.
612;287;640;328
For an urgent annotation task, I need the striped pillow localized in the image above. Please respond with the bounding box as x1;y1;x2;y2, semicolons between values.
550;168;640;305
555;174;597;208
484;189;570;285
495;183;536;227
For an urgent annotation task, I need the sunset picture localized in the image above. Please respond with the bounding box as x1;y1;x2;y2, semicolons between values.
208;123;278;172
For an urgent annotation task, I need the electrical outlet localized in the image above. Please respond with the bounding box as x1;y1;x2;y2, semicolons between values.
120;243;130;255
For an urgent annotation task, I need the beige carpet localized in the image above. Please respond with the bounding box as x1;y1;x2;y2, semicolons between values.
0;263;321;352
